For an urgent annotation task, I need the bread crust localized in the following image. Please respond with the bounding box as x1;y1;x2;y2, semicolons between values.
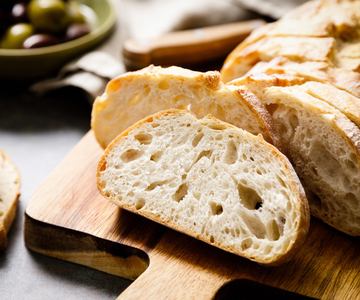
97;109;310;266
220;0;360;99
91;65;282;151
0;149;20;250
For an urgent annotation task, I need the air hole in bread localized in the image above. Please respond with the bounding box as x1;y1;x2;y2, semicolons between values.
345;193;358;209
289;114;299;131
193;191;201;200
266;219;281;241
158;79;170;90
150;151;163;162
192;132;204;147
264;245;273;255
307;190;322;211
209;201;223;216
127;93;142;106
345;157;358;173
134;133;153;145
241;211;266;239
151;123;160;128
121;149;144;163
241;238;253;250
266;103;279;115
276;175;286;188
135;198;146;210
224;140;238;165
146;180;171;191
173;183;188;202
310;142;341;182
173;133;190;148
194;150;213;165
237;184;264;211
207;123;227;131
210;235;215;243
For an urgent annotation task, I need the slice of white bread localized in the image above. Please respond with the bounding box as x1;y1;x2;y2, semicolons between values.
91;65;282;151
231;81;360;236
97;109;310;266
0;149;20;250
230;73;360;128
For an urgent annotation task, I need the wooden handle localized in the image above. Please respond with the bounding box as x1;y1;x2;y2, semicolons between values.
122;19;266;70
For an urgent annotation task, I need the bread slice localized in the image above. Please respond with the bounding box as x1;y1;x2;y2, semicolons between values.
235;83;360;236
91;65;282;151
230;73;360;128
0;149;20;250
97;109;310;266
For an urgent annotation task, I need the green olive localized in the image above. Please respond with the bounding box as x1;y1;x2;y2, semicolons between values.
66;1;86;24
28;0;69;34
0;23;35;49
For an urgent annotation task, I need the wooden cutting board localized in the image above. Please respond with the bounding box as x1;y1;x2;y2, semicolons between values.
24;130;360;300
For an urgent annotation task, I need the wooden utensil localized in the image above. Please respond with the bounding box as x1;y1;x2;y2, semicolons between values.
122;19;266;71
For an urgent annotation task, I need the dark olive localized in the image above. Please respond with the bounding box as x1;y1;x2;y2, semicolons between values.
65;23;90;41
28;0;69;34
0;22;34;48
22;33;60;48
9;2;28;23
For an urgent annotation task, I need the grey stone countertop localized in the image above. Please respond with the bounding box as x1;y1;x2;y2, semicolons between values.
0;82;132;299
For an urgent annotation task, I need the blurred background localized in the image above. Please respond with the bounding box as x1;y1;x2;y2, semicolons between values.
0;0;307;298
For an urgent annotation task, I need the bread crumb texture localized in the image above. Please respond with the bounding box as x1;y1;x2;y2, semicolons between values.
262;86;360;236
98;110;309;265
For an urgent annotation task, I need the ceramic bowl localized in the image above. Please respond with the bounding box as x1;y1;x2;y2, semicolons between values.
0;0;116;80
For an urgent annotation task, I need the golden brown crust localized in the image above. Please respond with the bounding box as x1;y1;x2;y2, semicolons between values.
0;149;20;251
220;0;360;99
91;65;282;150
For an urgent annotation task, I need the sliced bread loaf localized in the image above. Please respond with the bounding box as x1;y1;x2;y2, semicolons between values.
97;109;310;266
220;0;360;98
232;82;360;236
91;65;282;151
0;149;20;250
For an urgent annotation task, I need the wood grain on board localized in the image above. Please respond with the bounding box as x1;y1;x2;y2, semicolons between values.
25;130;360;300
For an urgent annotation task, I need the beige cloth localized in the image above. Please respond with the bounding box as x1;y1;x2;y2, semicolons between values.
30;0;308;103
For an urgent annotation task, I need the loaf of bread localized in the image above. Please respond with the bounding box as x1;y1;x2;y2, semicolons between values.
220;0;360;98
0;149;20;250
230;74;360;235
91;65;282;151
97;109;310;265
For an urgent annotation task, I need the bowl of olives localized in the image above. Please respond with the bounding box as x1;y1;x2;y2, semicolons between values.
0;0;116;80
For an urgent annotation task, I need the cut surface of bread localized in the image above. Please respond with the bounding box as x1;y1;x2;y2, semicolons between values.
220;0;360;98
91;65;281;151
230;73;360;129
251;86;360;236
0;149;20;250
97;109;310;266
